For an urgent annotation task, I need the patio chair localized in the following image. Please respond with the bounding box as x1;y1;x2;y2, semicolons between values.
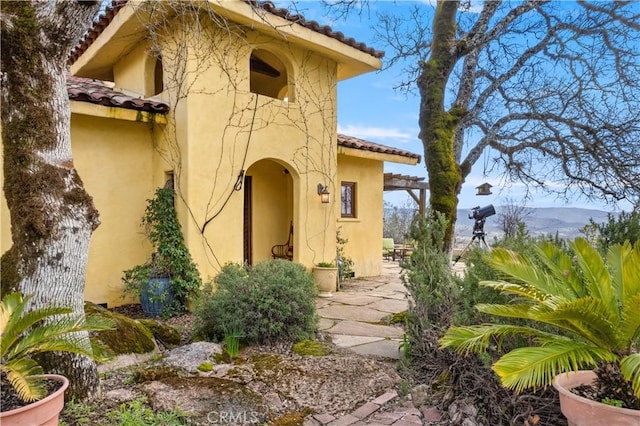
271;222;293;260
382;238;395;260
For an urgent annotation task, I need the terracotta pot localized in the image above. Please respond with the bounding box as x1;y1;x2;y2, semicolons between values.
312;266;338;294
0;374;69;426
553;370;640;426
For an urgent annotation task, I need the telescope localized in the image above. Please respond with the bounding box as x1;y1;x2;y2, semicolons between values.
454;204;495;264
469;204;496;221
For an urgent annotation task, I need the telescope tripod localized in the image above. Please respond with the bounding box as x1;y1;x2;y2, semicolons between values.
453;219;491;264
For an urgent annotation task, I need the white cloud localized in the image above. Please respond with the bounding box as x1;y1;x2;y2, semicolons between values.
337;124;417;142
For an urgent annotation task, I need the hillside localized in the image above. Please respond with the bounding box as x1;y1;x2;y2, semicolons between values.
454;206;612;245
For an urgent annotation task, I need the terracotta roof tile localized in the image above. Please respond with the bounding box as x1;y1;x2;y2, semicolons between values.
338;134;421;162
249;1;384;59
69;0;383;65
69;1;127;65
67;75;169;113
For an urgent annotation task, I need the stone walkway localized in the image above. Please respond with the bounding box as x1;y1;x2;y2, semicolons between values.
308;260;453;425
317;261;408;360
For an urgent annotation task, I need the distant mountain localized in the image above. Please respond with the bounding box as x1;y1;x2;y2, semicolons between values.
454;206;612;245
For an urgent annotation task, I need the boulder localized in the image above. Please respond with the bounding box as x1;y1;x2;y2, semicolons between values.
85;302;156;355
162;341;223;373
248;353;402;414
143;377;269;425
138;319;182;347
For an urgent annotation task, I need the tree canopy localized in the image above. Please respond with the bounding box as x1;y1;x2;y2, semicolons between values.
322;0;640;247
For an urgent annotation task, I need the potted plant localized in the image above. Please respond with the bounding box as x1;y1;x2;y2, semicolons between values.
313;261;338;295
440;238;640;424
1;292;113;425
122;187;201;317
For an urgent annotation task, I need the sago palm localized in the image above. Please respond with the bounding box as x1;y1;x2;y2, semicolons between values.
1;292;113;402
440;238;640;401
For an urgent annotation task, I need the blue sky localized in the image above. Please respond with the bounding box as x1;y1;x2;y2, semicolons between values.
281;1;632;212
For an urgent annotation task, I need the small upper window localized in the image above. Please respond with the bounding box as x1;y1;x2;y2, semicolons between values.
250;49;290;101
341;182;356;218
153;57;164;95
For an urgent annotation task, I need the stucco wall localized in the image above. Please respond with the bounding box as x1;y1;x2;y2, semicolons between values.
72;114;157;305
158;21;339;280
1;112;158;306
337;154;384;278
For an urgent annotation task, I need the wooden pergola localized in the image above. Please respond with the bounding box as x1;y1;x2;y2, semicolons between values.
383;173;429;215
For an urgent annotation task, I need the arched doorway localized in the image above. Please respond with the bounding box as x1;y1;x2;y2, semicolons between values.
244;159;294;265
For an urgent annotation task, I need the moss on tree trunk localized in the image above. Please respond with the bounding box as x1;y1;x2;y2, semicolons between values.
1;1;101;399
417;0;464;251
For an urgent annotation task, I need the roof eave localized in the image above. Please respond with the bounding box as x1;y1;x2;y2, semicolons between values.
72;1;381;82
70;100;167;123
71;3;162;80
338;146;420;165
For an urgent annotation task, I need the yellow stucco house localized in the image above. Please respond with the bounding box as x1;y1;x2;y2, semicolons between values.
1;1;421;307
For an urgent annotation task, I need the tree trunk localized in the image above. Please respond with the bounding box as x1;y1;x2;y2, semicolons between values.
417;0;464;252
1;1;101;399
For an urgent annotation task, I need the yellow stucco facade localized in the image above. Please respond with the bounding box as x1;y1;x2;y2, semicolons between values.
1;1;420;307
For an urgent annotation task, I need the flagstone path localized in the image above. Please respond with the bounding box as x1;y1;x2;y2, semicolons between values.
307;260;467;425
316;261;408;360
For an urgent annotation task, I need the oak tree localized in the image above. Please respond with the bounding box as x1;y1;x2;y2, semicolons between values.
1;1;102;399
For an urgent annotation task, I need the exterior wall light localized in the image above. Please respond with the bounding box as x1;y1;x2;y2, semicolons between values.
317;183;330;204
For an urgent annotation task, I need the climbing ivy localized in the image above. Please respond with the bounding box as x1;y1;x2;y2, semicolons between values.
122;188;201;317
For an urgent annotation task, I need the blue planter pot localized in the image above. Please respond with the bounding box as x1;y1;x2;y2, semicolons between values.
139;277;174;317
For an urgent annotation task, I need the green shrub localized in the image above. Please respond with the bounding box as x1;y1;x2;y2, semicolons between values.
586;209;640;254
194;260;318;344
455;246;504;326
402;211;459;331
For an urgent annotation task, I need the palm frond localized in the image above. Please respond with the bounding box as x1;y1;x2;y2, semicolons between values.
8;315;113;362
533;242;584;299
2;358;45;402
493;342;616;393
620;293;640;345
535;297;618;349
0;292;28;334
1;292;73;359
439;324;555;356
620;352;640;398
571;238;618;318
609;242;640;308
481;280;550;303
476;303;539;320
486;248;564;299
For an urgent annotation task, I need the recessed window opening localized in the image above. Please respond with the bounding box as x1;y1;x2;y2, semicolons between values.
153;57;164;95
250;49;290;101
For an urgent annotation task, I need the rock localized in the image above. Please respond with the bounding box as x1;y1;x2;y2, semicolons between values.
448;402;459;417
86;302;156;355
264;392;283;411
98;352;157;373
450;411;463;425
249;353;401;415
421;406;442;422
461;401;478;418
103;388;138;404
410;384;431;407
462;419;478;426
162;341;222;373
138;319;182;347
143;376;269;425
